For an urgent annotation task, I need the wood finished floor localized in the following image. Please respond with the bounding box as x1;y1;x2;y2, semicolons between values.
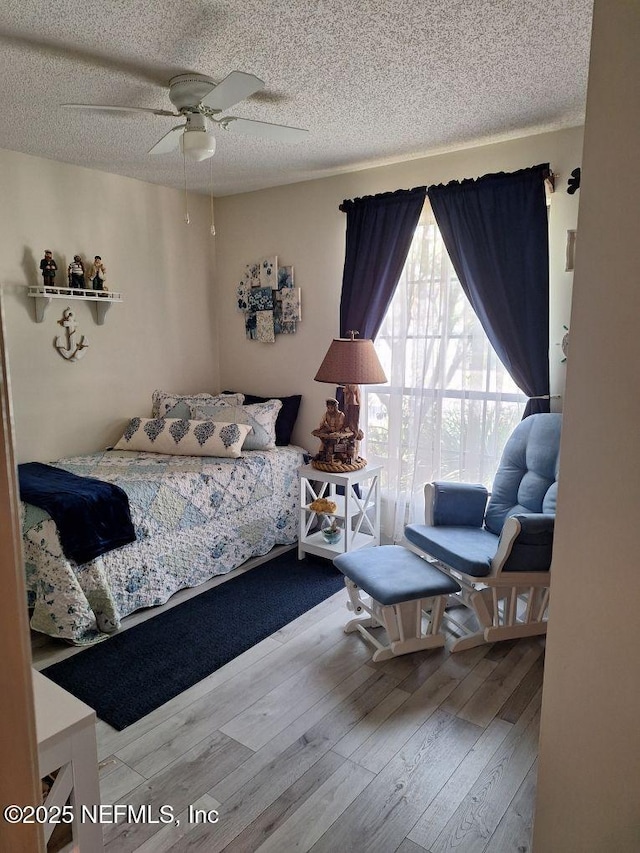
33;553;543;853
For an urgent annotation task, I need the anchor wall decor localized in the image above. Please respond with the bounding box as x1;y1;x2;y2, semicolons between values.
55;308;89;361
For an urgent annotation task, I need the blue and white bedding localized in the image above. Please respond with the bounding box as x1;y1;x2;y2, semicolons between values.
22;445;305;645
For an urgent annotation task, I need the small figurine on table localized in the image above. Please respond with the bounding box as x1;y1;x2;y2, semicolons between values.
68;255;85;290
314;398;345;435
89;256;106;292
312;398;356;466
39;250;57;288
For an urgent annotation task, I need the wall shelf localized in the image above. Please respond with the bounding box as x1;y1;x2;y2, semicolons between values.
28;285;123;325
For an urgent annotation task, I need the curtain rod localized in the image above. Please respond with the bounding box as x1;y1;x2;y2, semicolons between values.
340;164;555;210
339;186;426;212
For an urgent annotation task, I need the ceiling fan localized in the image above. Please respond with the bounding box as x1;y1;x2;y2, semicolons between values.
62;71;309;161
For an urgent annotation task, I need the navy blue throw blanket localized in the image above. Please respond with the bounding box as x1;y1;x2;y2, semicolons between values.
18;462;136;564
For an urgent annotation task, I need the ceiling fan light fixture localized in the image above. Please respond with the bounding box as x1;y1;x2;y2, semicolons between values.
180;128;217;162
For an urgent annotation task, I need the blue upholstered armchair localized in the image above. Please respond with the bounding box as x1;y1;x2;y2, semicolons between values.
404;413;562;652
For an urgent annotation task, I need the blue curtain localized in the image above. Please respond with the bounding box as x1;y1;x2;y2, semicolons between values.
427;165;551;416
339;186;426;339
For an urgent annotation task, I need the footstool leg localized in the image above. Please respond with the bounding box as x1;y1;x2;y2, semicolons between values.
343;578;385;628
346;618;396;662
344;615;378;633
346;597;450;661
344;577;368;616
386;598;447;657
430;595;446;635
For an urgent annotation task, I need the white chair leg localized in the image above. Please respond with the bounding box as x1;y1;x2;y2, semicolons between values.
445;586;495;651
448;581;550;650
449;632;491;653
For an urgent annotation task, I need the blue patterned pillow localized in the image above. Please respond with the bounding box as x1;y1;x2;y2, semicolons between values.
192;399;282;451
151;390;244;418
114;418;252;457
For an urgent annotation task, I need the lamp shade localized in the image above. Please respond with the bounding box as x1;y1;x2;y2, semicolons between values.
314;337;387;385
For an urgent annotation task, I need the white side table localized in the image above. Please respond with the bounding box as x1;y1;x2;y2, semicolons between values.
298;463;382;560
33;670;103;851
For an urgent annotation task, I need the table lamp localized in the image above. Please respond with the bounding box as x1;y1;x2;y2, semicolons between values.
312;331;387;472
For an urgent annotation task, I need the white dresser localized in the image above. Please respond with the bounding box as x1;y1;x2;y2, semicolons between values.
33;670;103;851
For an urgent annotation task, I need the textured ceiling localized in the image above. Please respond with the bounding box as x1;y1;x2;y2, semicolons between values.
0;0;593;197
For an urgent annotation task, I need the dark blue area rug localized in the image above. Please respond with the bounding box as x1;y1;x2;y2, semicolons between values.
43;551;344;730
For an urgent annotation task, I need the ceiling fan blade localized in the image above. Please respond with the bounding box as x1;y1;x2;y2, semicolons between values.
220;117;309;142
147;125;185;155
201;71;265;111
62;104;179;117
0;31;172;87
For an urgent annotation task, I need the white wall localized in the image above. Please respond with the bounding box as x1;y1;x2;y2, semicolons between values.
0;150;219;462
534;1;640;849
215;127;582;450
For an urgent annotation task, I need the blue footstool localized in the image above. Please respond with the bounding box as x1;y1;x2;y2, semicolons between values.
334;545;461;661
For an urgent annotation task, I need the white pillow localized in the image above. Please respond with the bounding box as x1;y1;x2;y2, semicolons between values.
114;418;252;458
151;390;244;419
192;399;282;451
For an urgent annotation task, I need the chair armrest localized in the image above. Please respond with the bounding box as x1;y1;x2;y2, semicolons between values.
425;481;489;527
493;513;555;574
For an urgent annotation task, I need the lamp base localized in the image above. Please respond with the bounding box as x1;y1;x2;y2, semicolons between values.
311;457;368;473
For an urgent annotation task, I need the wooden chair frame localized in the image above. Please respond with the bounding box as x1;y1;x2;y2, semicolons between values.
404;513;551;652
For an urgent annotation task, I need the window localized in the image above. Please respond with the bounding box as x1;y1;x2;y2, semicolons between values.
363;204;526;542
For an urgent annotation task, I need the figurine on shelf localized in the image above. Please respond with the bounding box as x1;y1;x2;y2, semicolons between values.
89;256;106;292
39;250;57;287
68;255;85;290
314;398;345;435
311;398;356;466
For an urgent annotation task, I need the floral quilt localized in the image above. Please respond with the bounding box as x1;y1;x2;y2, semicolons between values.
22;446;305;645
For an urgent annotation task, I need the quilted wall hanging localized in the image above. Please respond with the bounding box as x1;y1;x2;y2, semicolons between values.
237;257;301;342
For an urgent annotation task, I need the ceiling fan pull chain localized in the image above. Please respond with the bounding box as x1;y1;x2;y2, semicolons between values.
183;150;190;225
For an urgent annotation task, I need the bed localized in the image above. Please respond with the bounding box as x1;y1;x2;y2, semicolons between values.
22;446;304;645
22;444;306;645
